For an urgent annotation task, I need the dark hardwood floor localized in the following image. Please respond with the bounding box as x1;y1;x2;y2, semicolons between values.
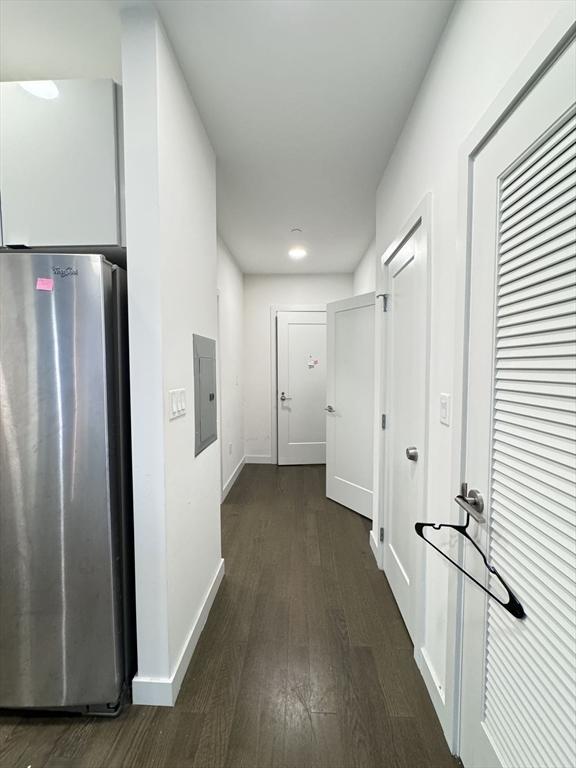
0;464;457;768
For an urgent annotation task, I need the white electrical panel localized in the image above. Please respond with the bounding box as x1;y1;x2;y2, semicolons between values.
193;334;217;455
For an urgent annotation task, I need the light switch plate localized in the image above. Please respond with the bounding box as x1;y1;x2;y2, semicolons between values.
439;393;451;426
169;388;186;420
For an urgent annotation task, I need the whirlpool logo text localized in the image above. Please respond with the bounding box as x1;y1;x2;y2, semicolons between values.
52;266;79;278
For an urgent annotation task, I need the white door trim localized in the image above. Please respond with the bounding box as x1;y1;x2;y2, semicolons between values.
372;194;432;570
270;304;326;465
216;290;224;497
374;192;433;704
450;6;576;756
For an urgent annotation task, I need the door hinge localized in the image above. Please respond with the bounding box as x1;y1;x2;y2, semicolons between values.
379;527;384;543
381;413;386;430
376;293;390;312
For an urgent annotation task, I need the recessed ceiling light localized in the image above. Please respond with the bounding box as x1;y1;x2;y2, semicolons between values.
19;80;59;100
288;247;307;260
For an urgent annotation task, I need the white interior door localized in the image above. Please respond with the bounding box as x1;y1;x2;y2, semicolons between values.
459;36;576;768
326;293;375;518
381;227;428;641
277;311;327;465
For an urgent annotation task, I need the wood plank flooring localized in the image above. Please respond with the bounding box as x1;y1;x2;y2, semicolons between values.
0;464;457;768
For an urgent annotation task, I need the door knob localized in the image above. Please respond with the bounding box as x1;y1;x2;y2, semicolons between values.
456;487;484;518
325;405;335;413
280;392;292;402
405;446;419;461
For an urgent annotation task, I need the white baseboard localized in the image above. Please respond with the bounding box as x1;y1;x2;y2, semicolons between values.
131;673;174;707
369;528;381;567
221;456;245;502
415;645;453;750
416;645;446;717
132;558;225;706
245;454;273;464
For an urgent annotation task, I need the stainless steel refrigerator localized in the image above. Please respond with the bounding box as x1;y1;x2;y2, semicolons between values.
0;251;135;714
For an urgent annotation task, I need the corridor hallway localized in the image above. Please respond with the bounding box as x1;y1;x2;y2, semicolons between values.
0;465;456;768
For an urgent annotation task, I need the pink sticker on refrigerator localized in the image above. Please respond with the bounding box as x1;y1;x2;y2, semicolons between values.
36;277;54;292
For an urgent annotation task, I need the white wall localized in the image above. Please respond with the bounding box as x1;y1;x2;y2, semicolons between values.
122;5;223;706
217;239;245;498
369;0;571;741
0;0;121;82
353;239;377;294
244;273;353;461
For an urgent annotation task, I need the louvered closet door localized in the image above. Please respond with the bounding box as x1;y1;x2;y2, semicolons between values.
459;36;576;768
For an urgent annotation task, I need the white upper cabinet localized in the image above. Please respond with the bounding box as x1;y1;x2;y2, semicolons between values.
0;79;123;247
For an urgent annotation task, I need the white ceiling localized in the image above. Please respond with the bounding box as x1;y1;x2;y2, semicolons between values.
1;0;455;274
0;0;122;83
155;0;455;273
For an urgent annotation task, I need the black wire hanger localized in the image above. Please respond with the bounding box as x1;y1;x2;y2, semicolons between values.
415;496;525;620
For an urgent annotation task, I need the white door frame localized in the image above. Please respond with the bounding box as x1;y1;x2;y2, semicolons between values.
372;195;432;570
270;304;326;465
449;7;576;755
372;193;433;692
216;289;224;499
